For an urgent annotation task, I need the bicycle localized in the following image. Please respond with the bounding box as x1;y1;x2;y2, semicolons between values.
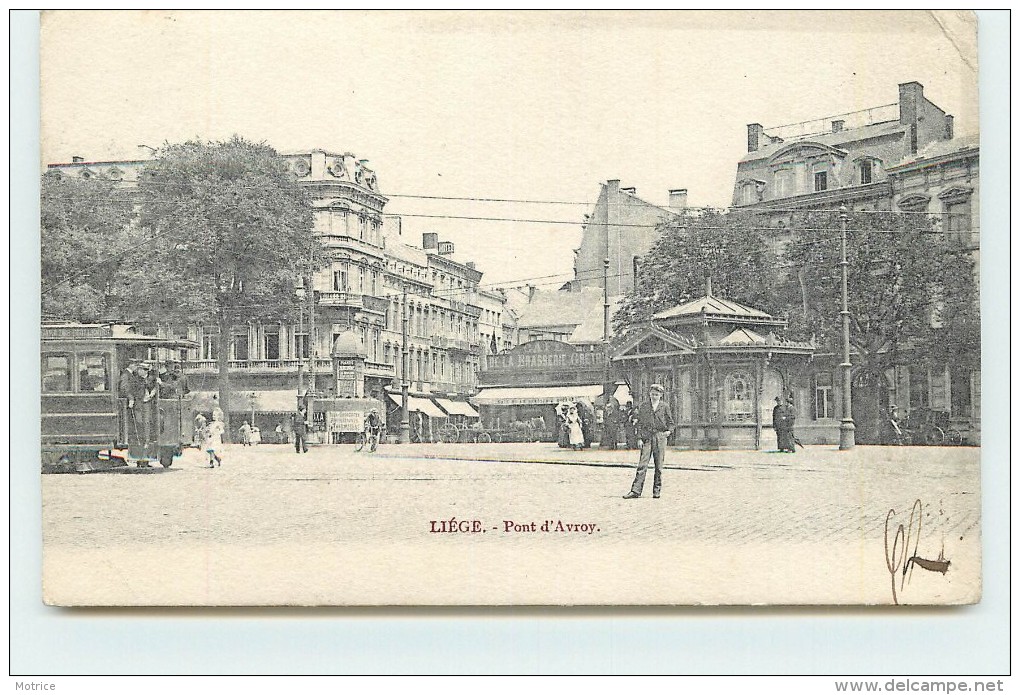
355;428;381;452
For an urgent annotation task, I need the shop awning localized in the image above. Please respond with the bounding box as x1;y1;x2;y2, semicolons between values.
192;390;299;413
471;384;603;406
386;393;448;419
435;398;480;418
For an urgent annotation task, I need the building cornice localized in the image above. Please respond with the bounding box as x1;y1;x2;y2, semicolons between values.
884;147;979;175
735;181;891;211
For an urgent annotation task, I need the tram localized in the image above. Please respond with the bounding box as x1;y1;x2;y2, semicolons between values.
41;323;197;473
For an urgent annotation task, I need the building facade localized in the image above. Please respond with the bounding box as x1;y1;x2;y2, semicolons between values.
572;180;686;296
46;149;511;436
729;81;980;444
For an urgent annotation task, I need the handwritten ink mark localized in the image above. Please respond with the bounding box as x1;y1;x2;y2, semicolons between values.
884;499;951;605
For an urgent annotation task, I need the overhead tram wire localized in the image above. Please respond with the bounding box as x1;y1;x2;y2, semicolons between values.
38;227;869;308
43;180;960;216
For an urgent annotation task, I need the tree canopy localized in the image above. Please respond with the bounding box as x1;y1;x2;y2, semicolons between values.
40;136;321;437
124;136;319;326
616;207;980;374
40;171;137;321
613;209;781;329
783;209;979;372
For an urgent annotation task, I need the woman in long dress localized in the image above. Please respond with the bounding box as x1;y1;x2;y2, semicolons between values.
556;402;571;448
566;406;584;450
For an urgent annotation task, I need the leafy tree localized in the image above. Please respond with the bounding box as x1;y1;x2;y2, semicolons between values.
123;136;319;436
613;209;782;330
784;208;979;375
617;206;979;436
40;171;136;321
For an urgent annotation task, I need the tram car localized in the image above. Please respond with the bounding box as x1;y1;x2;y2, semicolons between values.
41;323;197;473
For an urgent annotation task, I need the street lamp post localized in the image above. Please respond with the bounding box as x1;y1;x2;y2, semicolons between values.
603;256;612;395
838;205;856;450
306;248;316;395
603;257;610;343
295;280;305;395
399;287;412;444
399;287;410;444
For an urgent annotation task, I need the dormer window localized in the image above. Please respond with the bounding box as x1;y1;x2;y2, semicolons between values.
773;169;795;198
859;160;873;184
736;179;764;205
813;171;828;192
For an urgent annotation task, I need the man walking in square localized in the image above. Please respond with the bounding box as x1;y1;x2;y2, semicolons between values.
624;383;675;499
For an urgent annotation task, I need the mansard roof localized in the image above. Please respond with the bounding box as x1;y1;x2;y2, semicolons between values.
739;120;907;164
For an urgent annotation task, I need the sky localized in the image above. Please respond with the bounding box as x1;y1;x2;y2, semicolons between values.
40;10;980;288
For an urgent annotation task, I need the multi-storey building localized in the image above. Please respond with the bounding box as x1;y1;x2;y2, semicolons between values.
733;81;955;214
475;288;518;369
45;149;508;433
379;229;485;399
727;81;979;445
571;180;687;296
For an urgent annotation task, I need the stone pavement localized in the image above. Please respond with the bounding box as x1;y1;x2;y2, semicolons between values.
41;443;980;607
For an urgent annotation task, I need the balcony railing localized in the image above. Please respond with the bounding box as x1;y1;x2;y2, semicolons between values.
429;336;473;353
317;291;364;309
365;361;395;377
316;291;388;314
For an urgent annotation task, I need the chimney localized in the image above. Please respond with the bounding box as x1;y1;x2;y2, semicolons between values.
620;187;636;195
705;276;713;297
71;155;84;163
606;179;620;196
668;189;688;211
944;114;954;140
899;81;924;154
310;150;327;179
831;120;845;133
747;123;765;153
466;262;476;270
422;232;438;250
528;284;538;302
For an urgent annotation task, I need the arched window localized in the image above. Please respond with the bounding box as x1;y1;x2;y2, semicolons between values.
724;371;755;423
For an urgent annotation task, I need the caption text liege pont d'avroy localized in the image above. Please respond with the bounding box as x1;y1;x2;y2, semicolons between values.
429;519;601;535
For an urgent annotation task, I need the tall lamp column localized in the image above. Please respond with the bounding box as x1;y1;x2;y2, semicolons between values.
838;205;856;450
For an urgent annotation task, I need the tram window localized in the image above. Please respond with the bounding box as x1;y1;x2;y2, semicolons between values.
78;353;110;392
42;354;72;392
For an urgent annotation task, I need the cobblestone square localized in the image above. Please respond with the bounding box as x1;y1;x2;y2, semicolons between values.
42;443;980;606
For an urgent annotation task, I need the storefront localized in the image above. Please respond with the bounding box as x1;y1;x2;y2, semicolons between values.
474;340;610;440
472;384;604;435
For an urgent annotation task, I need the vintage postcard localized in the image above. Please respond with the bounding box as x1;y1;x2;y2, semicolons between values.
39;10;981;606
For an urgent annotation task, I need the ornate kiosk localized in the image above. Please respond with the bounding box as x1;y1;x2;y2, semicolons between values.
611;287;814;450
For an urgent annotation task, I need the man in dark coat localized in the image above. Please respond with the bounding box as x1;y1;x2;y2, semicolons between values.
622;401;639;449
600;395;620;450
773;396;796;453
293;407;310;454
624;384;675;499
